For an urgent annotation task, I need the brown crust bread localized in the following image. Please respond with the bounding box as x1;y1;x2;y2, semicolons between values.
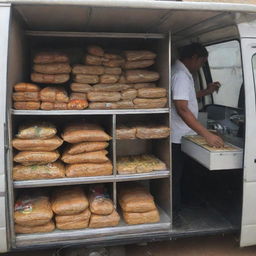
104;67;122;75
123;209;160;225
66;141;109;155
124;50;156;61
55;208;91;223
33;63;71;74
123;60;155;69
84;55;103;66
133;98;167;108
14;83;41;92
31;73;70;84
100;74;120;84
13;92;40;102
33;52;69;64
70;83;93;93
125;70;160;83
15;221;55;234
121;89;137;100
92;83;131;92
74;74;99;84
41;102;68;110
72;65;104;75
89;210;120;228
87;45;104;57
67;99;88;110
116;125;136;140
70;93;87;101
87;92;121;102
14;102;40;110
137;88;167;98
135;125;170;139
40;87;69;103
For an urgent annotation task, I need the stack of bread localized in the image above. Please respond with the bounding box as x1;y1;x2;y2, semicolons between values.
14;193;55;234
88;184;120;228
12;122;65;180
13;83;41;110
116;123;170;140
52;187;91;230
31;52;71;85
117;154;167;174
118;184;160;225
61;123;113;177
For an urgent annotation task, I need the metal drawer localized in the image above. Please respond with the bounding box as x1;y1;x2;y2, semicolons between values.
181;136;243;170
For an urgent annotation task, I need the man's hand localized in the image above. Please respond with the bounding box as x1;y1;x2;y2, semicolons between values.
204;132;224;148
207;82;221;94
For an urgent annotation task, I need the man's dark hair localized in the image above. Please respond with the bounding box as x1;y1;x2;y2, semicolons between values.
179;43;208;60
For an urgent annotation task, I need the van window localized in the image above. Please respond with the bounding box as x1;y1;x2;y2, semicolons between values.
206;41;243;108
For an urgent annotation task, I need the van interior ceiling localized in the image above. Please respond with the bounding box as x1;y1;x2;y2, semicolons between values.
5;4;247;249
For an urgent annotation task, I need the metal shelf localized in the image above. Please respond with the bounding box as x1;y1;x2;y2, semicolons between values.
15;207;170;248
13;176;115;188
11;109;170;116
116;170;170;182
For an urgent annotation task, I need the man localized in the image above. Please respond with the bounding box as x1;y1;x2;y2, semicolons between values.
171;43;224;212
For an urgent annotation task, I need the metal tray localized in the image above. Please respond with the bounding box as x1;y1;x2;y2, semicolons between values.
181;136;243;170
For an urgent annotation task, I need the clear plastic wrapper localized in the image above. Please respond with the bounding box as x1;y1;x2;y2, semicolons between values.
40;87;69;103
72;65;104;75
89;185;114;215
74;74;99;84
51;187;89;215
89;210;120;228
33;63;71;74
135;125;170;139
125;70;160;83
31;73;70;84
123;209;160;225
14;150;60;166
13;161;65;180
14;195;53;226
123;60;155;69
14;82;40;92
66;161;113;177
13;92;40;102
137;88;167;98
100;74;120;84
66;141;109;155
87;91;121;102
12;135;63;151
133;97;167;108
116;124;136;140
33;52;69;64
61;150;109;164
15;221;55;234
14;101;40;110
124;50;156;61
16;122;57;139
62;123;111;143
70;83;93;93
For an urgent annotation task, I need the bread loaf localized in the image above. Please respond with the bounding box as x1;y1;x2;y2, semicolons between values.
123;209;160;225
100;74;119;84
124;60;154;69
51;187;89;215
89;210;120;228
33;63;71;74
13;161;65;180
15;221;55;234
70;83;93;93
66;141;109;155
104;67;122;75
116;156;136;174
14;83;40;92
40;87;69;103
92;83;131;92
66;161;113;177
133;98;167;108
137;88;167;98
72;65;104;75
116;125;136;140
125;70;159;83
62;123;111;143
70;93;87;101
14;101;40;110
87;45;104;57
31;73;70;84
104;53;122;60
124;50;156;61
121;89;137;100
41;102;68;110
133;83;156;89
33;52;69;64
13;92;40;102
87;92;121;102
116;100;134;109
84;55;103;66
102;59;125;68
67;99;88;110
136;125;170;139
88;102;117;109
74;74;99;84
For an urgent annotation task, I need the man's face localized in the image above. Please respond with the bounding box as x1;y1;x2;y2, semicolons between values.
190;55;207;72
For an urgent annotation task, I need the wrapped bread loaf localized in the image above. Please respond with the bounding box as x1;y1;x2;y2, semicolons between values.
116;100;134;109
116;125;136;140
16;122;57;139
62;123;111;143
13;161;65;181
55;209;91;230
121;89;137;100
100;74;119;84
89;185;114;215
40;87;69;103
51;187;89;215
14;151;60;166
136;125;170;139
41;102;68;110
125;70;159;83
72;65;104;75
137;88;167;98
124;50;156;61
14;83;40;92
133;83;156;89
124;60;155;69
12;135;63;151
33;63;71;74
116;156;136;174
14;101;40;110
65;141;109;155
118;185;156;213
74;74;99;84
87;92;121;102
104;67;122;75
67;99;88;110
84;54;103;66
15;221;55;234
70;83;93;93
89;210;120;228
87;45;104;57
31;73;70;84
102;59;125;68
89;102;118;109
66;161;113;177
70;93;87;101
133;98;167;108
13;92;40;102
14;195;53;226
104;53;122;60
33;52;69;64
123;209;160;225
92;83;131;92
61;150;109;164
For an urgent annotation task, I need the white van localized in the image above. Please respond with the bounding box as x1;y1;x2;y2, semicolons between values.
0;0;256;252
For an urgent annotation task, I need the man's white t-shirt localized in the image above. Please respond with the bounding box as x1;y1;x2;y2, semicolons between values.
171;60;198;144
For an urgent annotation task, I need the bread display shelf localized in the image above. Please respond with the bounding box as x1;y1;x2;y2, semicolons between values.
181;136;243;171
11;108;169;116
15;206;170;248
13;171;170;188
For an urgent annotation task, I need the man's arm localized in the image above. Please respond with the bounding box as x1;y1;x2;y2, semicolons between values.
196;82;221;98
174;100;224;147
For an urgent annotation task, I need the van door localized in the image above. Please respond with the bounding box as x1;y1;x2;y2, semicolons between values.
240;37;256;247
0;3;11;253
